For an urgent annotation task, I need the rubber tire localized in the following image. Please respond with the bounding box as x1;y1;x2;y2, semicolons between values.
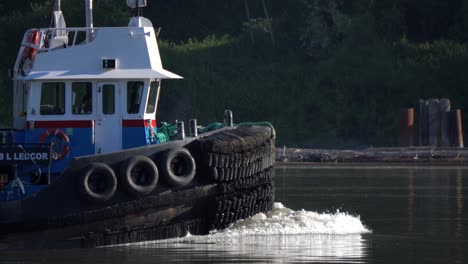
120;155;159;196
160;147;196;187
81;163;117;202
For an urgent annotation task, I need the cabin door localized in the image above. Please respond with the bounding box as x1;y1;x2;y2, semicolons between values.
95;82;122;154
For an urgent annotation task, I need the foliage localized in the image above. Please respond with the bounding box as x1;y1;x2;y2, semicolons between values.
395;39;468;67
300;0;351;59
242;17;271;38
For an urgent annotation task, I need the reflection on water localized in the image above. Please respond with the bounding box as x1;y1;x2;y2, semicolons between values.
276;165;468;264
125;234;367;264
407;169;415;232
456;168;463;238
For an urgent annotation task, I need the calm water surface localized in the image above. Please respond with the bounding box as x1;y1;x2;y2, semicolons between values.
1;164;467;263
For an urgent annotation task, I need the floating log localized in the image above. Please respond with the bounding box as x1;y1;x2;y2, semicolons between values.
276;147;468;164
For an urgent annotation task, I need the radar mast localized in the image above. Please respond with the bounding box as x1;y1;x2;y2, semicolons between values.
127;0;147;17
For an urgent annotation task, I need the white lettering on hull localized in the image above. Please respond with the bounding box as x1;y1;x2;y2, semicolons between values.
0;152;49;162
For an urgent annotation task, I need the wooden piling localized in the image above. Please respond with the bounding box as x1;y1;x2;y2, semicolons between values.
398;108;414;146
440;98;451;147
450;109;464;148
419;99;429;146
427;98;440;146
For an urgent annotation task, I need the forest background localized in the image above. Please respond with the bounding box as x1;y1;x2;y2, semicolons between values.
0;0;468;148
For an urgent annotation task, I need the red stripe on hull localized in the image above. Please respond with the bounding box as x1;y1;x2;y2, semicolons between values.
30;121;94;128
28;120;156;129
122;120;157;128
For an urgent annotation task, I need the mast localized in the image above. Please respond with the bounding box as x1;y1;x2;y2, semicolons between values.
127;0;148;27
85;0;93;42
55;0;61;11
127;0;147;16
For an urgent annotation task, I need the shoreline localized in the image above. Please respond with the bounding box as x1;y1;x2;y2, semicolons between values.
275;147;468;165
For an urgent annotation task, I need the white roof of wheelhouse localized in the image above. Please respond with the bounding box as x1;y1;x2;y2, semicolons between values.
25;24;182;80
25;68;180;80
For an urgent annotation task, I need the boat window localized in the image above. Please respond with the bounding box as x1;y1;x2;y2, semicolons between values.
146;80;160;114
102;85;115;114
40;82;65;115
72;82;92;115
127;81;144;114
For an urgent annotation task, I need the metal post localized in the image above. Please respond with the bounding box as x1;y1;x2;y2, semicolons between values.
224;110;233;127
55;0;61;11
189;119;198;137
176;121;185;140
85;0;93;42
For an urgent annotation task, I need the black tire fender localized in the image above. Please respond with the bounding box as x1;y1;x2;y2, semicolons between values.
120;155;159;196
159;147;196;187
80;163;117;202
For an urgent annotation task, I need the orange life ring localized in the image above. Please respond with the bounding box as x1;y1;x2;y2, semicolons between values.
39;128;71;160
23;29;40;60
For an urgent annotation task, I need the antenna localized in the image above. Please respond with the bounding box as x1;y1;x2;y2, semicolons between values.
126;0;147;8
127;0;146;16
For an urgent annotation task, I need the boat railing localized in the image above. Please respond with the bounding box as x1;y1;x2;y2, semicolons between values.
14;27;97;78
25;27;96;52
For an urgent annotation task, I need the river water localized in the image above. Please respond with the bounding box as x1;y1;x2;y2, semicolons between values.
1;164;467;263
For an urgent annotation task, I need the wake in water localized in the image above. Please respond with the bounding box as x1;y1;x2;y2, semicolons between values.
119;203;371;263
210;202;371;237
124;202;370;245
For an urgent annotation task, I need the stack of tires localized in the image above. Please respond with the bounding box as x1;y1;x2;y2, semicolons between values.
79;148;196;203
198;125;276;230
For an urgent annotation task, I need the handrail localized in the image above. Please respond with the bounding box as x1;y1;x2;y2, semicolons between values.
23;27;96;52
13;27;98;78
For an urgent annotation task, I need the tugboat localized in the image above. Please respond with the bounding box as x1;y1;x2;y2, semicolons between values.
0;0;275;248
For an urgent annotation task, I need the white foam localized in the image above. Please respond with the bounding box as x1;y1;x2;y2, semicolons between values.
210;202;371;237
122;203;371;262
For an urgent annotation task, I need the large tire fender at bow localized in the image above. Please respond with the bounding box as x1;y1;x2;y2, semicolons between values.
80;163;117;202
198;126;273;154
119;155;159;196
159;147;196;187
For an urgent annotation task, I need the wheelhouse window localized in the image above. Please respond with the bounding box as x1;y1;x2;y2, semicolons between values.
72;82;92;115
40;82;65;115
146;80;160;114
102;85;115;114
127;81;144;114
